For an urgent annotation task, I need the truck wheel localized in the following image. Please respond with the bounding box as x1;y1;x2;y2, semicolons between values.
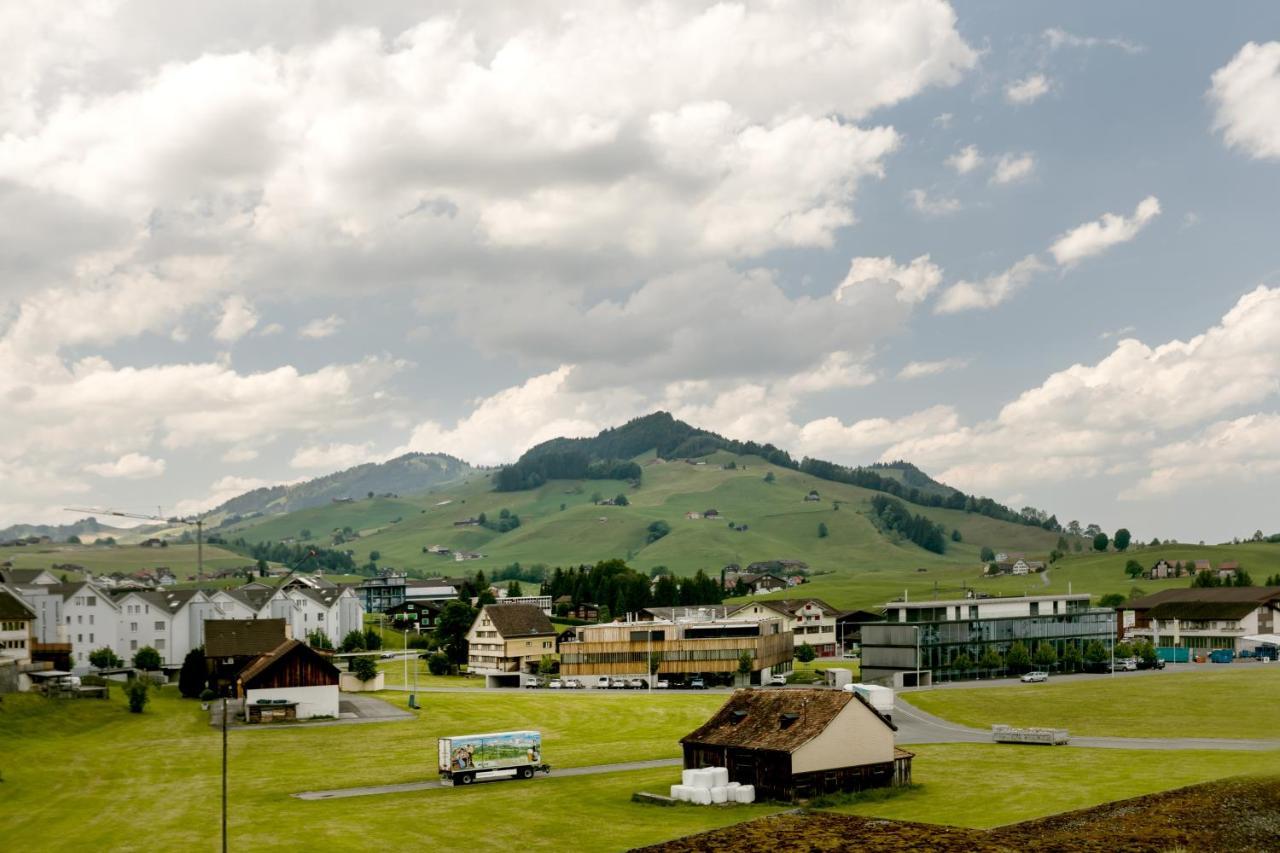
459;773;475;785
519;767;534;780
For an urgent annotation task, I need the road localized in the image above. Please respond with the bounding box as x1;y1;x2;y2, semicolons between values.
893;696;1279;751
292;757;682;800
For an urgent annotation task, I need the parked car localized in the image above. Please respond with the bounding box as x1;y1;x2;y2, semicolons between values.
654;679;669;689
688;676;707;690
596;676;611;689
842;650;859;660
563;678;584;689
627;677;646;689
1020;671;1048;683
524;676;543;689
380;652;397;659
768;674;788;687
547;679;563;689
609;677;628;689
1136;658;1166;670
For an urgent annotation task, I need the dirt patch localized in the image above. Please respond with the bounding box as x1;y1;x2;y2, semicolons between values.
632;775;1280;852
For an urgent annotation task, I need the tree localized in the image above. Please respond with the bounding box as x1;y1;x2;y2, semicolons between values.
1061;642;1083;673
1124;559;1144;579
89;647;123;669
1033;642;1058;670
1115;641;1134;659
1191;570;1219;588
645;521;671;543
369;550;381;562
817;522;829;539
737;650;752;679
178;647;206;698
363;628;383;651
350;655;379;682
1113;528;1131;552
434;600;478;670
649;651;664;677
508;580;524;597
763;471;775;483
613;493;629;507
1135;639;1158;666
538;655;557;676
950;528;962;543
1005;641;1031;674
590;491;602;504
795;642;816;663
341;630;367;653
477;589;497;606
978;646;1003;673
1084;640;1109;669
132;646;161;671
1092;532;1109;552
952;652;973;674
124;678;150;713
426;652;450;675
1234;569;1254;587
307;629;333;650
979;546;995;562
1073;540;1083;553
367;491;374;499
1098;593;1125;608
67;534;81;544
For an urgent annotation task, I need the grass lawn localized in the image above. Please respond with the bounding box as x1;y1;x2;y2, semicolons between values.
907;667;1280;739
375;657;484;689
833;743;1279;828
3;687;1275;850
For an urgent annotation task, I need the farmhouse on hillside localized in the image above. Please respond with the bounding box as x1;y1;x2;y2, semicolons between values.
680;688;912;801
237;638;340;722
465;604;557;687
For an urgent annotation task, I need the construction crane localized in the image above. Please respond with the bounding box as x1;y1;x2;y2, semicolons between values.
63;507;208;579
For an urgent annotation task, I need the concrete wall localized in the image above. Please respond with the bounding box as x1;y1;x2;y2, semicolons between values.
246;685;339;719
338;672;384;693
791;699;895;774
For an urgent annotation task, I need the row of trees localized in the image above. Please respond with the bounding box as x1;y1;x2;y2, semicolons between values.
228;538;357;573
542;559;724;617
944;638;1155;677
868;495;947;554
479;509;521;533
1191;568;1255;588
493;450;643;491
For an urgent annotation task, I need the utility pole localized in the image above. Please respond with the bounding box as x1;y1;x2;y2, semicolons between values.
222;696;228;853
64;507;207;579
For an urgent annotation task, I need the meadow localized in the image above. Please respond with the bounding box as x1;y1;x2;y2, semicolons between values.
4;673;1277;851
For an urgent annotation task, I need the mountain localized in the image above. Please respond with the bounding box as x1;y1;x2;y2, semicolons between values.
0;517;134;544
210;452;474;520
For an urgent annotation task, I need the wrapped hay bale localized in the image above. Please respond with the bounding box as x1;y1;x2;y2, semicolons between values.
710;786;728;804
711;767;729;788
734;784;755;803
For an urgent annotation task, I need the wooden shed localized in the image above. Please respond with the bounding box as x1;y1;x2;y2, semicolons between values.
680;688;912;802
237;639;340;721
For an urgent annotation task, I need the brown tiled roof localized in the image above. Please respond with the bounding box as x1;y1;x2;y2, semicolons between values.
482;603;555;638
0;587;36;620
681;688;892;752
1127;587;1280;609
0;568;54;585
205;619;288;658
1146;601;1262;621
764;598;839;616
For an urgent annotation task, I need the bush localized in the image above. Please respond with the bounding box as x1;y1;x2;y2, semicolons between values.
795;643;816;663
407;633;434;650
363;629;383;651
132;646;161;671
307;630;333;650
341;630;367;653
124;678;150;713
1005;641;1031;674
89;647;123;669
178;647;207;698
350;655;379;682
817;522;829;539
199;688;216;702
426;652;450;676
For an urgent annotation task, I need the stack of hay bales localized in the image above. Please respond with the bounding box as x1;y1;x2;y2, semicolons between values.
668;767;755;805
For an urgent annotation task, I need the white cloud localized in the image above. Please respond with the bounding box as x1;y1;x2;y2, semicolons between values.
1005;74;1050;105
221;446;260;464
299;315;343;339
797;406;959;459
213;294;258;342
836;255;944;305
1209;41;1280;161
290;442;377;471
85;452;166;479
945;144;983;175
1043;28;1144;55
907;188;962;217
787;351;877;394
173;474;306;517
1049;196;1161;266
990;153;1036;185
933;113;953;128
934;255;1045;314
259;323;283;336
897;358;970;380
1125;414;1280;498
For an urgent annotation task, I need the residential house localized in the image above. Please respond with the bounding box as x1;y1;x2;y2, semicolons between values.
358;572;407;613
734;573;788;595
53;582;121;668
1217;561;1240;583
573;602;601;622
1010;560;1031;576
453;551;484;562
684;511;703;520
452;517;482;527
766;599;841;657
385;600;442;634
237;639;340;721
1150;559;1177;579
268;585;362;650
680;688;911;801
204;618;289;696
0;587;36;678
1120;587;1280;654
703;509;721;519
803;491;821;502
0;568;60;586
465;604;558;686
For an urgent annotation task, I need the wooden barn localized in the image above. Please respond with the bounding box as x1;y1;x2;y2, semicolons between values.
680;688;912;802
204;618;288;697
237;639;340;722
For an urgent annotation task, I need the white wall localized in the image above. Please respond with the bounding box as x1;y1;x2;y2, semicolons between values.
245;685;339;720
791;698;895;774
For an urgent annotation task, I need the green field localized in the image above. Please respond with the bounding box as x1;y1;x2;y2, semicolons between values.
2;543;261;581
907;667;1280;739
3;684;1275;851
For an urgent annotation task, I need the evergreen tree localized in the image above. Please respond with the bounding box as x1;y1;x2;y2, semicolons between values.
1005;641;1031;673
178;647;206;698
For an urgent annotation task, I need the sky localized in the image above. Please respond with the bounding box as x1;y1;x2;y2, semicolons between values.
2;1;1279;543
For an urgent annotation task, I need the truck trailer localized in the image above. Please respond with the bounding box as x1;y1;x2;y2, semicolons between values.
843;683;895;721
438;730;550;786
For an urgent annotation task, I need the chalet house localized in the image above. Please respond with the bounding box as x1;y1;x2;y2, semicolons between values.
1217;561;1240;582
766;599;840;657
573;602;601;622
0;587;36;671
385;600;442;633
466;604;557;686
204;618;289;696
684;511;703;520
237;639;340;721
453;551;484;562
803;491;821;502
1194;560;1212;573
703;509;721;519
680;689;912;801
736;573;788;595
1150;559;1177;579
1010;560;1031;576
452;517;482;527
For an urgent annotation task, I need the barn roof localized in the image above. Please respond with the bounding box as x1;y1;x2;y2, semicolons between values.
238;639;339;688
482;603;555;638
681;688;894;753
204;618;288;658
0;587;36;620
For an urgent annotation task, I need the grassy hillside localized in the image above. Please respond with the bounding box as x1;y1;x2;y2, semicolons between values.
2;543;258;580
218;453;1070;610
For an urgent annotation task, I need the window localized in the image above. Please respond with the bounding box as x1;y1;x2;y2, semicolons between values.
89;615;94;625
130;640;138;650
90;633;94;643
155;639;165;650
77;634;82;642
87;596;96;606
154;621;164;631
66;615;71;625
317;612;324;621
130;622;138;632
78;615;83;624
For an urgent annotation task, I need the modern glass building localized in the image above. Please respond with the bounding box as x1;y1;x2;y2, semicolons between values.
861;593;1116;686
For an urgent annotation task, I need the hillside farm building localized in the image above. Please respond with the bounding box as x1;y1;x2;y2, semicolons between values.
681;688;912;801
1120;587;1280;654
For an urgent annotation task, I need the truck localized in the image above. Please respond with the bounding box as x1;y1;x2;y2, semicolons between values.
843;683;894;721
438;730;550;786
823;669;853;690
